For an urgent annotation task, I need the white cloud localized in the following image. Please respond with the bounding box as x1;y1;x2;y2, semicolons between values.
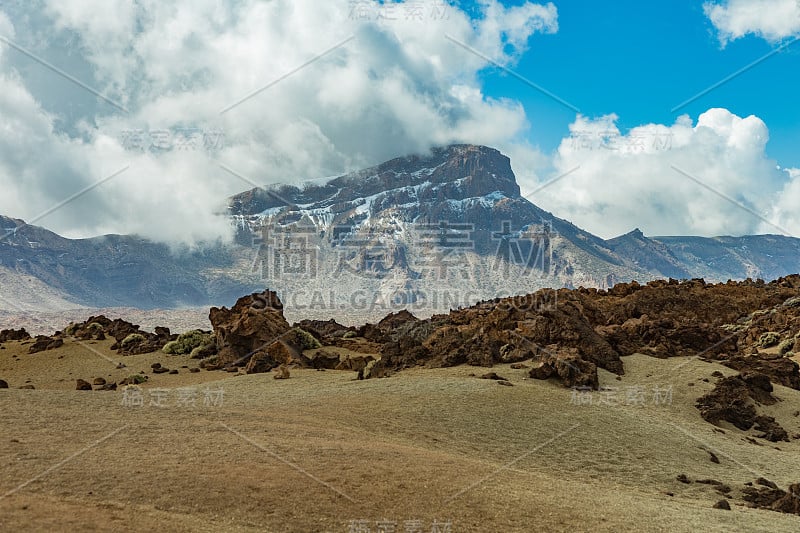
0;0;558;245
769;167;800;235
524;108;793;239
704;0;800;44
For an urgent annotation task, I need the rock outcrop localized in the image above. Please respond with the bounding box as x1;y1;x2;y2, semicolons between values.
696;373;788;442
0;328;31;343
210;291;292;369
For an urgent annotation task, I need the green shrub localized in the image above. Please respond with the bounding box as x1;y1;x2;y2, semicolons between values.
162;330;213;355
127;374;147;385
199;355;220;368
292;328;322;350
121;333;145;347
721;323;746;333
779;338;795;355
87;322;104;332
342;331;357;339
64;323;79;336
783;296;800;308
757;332;781;348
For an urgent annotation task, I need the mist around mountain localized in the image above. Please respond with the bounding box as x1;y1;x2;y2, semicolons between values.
1;145;798;320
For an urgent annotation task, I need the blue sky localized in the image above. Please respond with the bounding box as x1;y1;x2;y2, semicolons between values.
0;0;798;243
478;0;799;167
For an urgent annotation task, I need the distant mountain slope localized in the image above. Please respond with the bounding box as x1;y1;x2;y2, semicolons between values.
1;145;798;316
655;234;800;282
0;215;251;310
606;228;692;280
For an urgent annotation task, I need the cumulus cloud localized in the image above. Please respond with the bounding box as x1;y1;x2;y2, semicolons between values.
524;108;794;239
769;167;800;235
0;0;558;245
704;0;800;44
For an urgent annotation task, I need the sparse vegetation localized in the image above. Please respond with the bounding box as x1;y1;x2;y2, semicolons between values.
783;296;800;308
779;339;795;355
342;330;357;339
758;332;781;348
163;330;213;355
292;328;322;350
121;333;145;347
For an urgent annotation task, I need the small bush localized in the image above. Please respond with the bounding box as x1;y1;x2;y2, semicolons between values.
779;339;795;355
783;296;800;308
162;330;213;355
342;331;357;339
64;323;79;336
721;324;746;333
199;355;220;369
757;332;781;348
121;333;145;347
87;322;104;332
292;328;321;350
127;374;147;385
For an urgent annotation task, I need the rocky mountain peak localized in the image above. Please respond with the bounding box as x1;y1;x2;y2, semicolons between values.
229;144;520;216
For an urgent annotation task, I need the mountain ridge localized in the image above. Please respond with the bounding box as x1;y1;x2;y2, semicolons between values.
1;144;799;317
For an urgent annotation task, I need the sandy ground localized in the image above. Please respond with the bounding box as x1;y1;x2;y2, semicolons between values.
2;339;800;532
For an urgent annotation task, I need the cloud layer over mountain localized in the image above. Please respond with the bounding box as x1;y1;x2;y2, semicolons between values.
0;1;796;245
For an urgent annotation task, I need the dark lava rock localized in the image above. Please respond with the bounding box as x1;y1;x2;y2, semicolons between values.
209;290;291;368
0;328;31;342
76;379;93;391
28;336;63;354
696;373;788;441
713;500;731;510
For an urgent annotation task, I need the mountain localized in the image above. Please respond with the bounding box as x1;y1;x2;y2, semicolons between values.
1;145;799;321
0;215;251;311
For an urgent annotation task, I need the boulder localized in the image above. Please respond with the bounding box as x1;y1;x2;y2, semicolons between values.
722;356;800;390
245;340;296;374
210;291;291;368
696;373;789;441
310;350;342;370
528;347;600;389
76;379;93;391
28;336;63;354
0;328;31;342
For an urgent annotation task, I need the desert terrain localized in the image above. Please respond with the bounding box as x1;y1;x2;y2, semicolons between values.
2;335;800;532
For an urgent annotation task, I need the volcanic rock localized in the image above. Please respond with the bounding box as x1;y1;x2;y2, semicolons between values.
28;336;63;354
76;379;93;391
244;340;296;374
696;373;789;441
528;347;600;390
210;290;291;368
310;350;342;370
0;328;31;342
